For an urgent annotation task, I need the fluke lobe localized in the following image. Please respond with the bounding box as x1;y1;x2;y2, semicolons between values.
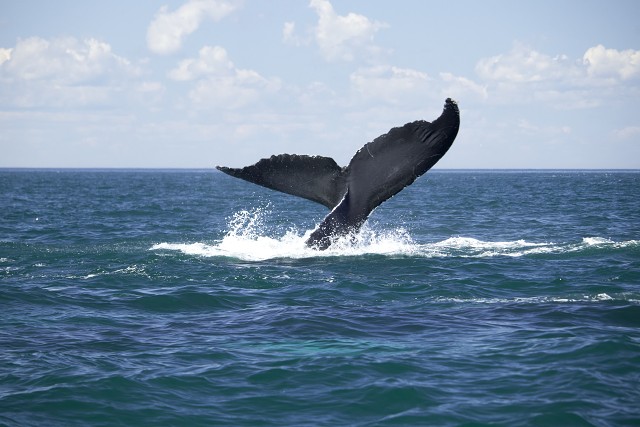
217;98;460;250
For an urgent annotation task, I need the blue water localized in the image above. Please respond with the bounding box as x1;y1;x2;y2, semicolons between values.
1;169;639;426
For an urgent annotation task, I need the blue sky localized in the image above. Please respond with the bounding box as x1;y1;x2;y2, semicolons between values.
1;0;639;168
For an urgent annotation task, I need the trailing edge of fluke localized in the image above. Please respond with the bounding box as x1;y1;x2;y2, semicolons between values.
217;98;460;250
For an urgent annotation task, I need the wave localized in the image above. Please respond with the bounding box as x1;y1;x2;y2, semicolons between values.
435;293;640;304
150;208;639;262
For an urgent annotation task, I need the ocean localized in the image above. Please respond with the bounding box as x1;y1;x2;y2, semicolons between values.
1;169;639;426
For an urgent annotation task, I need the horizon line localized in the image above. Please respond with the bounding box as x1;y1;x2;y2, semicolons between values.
2;167;639;172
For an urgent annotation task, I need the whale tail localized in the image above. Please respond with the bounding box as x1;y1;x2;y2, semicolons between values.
217;154;347;209
217;98;460;250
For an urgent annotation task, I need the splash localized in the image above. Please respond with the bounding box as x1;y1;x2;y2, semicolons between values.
151;207;417;261
150;208;639;261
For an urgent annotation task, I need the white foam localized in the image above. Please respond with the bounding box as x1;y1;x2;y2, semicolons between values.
149;208;639;261
429;237;553;257
435;292;637;305
433;237;540;249
151;229;417;261
75;264;150;280
582;236;639;249
583;237;617;246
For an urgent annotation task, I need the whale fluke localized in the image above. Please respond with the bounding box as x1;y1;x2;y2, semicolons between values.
217;154;346;209
217;98;460;250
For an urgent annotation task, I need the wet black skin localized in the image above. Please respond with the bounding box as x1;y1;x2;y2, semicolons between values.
217;98;460;250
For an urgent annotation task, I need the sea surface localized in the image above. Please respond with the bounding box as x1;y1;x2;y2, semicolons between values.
1;169;639;426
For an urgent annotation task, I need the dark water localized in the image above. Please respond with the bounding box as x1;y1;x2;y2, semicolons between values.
1;169;639;426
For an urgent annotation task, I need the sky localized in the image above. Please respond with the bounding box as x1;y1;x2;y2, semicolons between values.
1;0;639;169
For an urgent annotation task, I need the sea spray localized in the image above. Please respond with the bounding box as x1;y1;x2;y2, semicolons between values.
151;206;639;261
152;207;419;261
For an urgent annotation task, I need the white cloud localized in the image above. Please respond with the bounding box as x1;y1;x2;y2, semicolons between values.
0;36;137;84
473;43;640;108
169;45;280;109
476;42;579;83
188;69;280;109
439;72;487;100
285;0;387;62
168;45;234;80
350;65;429;103
0;36;140;108
613;125;640;140
583;44;640;81
147;0;240;55
282;21;303;46
476;43;640;86
0;48;11;65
